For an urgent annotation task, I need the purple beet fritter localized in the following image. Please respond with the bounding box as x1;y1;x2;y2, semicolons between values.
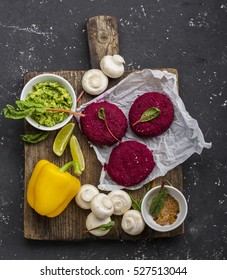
105;141;155;187
80;101;127;146
129;92;174;137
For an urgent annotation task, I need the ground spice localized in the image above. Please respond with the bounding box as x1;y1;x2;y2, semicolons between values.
154;194;179;226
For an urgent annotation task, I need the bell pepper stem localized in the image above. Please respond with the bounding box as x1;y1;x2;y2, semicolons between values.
59;161;82;176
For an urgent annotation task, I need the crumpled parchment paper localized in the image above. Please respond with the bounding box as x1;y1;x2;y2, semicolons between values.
76;69;212;191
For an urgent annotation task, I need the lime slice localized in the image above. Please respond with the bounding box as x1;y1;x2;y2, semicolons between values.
70;135;85;171
53;123;75;156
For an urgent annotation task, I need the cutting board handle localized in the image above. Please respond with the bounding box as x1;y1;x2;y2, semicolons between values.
87;15;119;69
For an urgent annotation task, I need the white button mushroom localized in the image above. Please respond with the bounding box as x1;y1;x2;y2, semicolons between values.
90;193;114;219
86;212;112;236
108;190;132;215
121;210;145;235
82;69;108;96
100;54;125;78
75;184;99;210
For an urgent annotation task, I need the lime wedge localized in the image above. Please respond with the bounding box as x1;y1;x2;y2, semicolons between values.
70;135;85;172
53;123;75;156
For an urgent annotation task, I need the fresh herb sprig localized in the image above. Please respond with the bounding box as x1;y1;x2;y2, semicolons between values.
149;181;168;217
21;131;49;143
129;194;142;212
98;107;121;142
130;180;156;212
2;100;85;120
132;107;160;126
84;221;115;232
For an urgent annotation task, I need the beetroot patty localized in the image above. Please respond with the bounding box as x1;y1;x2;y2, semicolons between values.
80;101;127;146
105;141;155;187
129;92;174;137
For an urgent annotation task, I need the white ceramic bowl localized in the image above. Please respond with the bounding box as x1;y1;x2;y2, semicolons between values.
141;185;188;232
20;73;77;131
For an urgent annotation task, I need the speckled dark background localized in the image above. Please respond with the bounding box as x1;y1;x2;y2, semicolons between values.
0;0;226;260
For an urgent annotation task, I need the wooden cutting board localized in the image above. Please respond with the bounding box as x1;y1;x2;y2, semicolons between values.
23;16;183;240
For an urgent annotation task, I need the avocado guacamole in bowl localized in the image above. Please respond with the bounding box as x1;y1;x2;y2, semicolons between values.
20;73;77;131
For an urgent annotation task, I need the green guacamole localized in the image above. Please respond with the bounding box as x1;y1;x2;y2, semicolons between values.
25;82;73;127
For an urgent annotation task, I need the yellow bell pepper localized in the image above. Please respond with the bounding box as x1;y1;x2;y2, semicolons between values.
27;159;81;218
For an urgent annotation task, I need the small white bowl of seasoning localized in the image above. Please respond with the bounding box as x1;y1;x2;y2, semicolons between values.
141;184;188;232
20;73;77;131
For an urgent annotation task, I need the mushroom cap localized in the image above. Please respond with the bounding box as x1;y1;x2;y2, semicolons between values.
82;69;108;95
90;193;114;219
75;184;99;209
100;55;125;78
121;210;145;235
86;212;111;236
108;190;132;215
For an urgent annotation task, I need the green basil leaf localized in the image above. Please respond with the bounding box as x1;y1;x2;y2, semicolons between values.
149;187;168;217
21;131;49;143
16;100;46;110
88;221;115;232
140;107;161;122
2;100;48;120
133;107;161;126
98;107;105;121
3;105;34;119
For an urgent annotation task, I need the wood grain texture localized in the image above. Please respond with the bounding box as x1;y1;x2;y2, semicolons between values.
23;68;184;240
87;16;119;68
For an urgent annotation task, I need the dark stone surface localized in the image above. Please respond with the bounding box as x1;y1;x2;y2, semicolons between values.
0;0;226;260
